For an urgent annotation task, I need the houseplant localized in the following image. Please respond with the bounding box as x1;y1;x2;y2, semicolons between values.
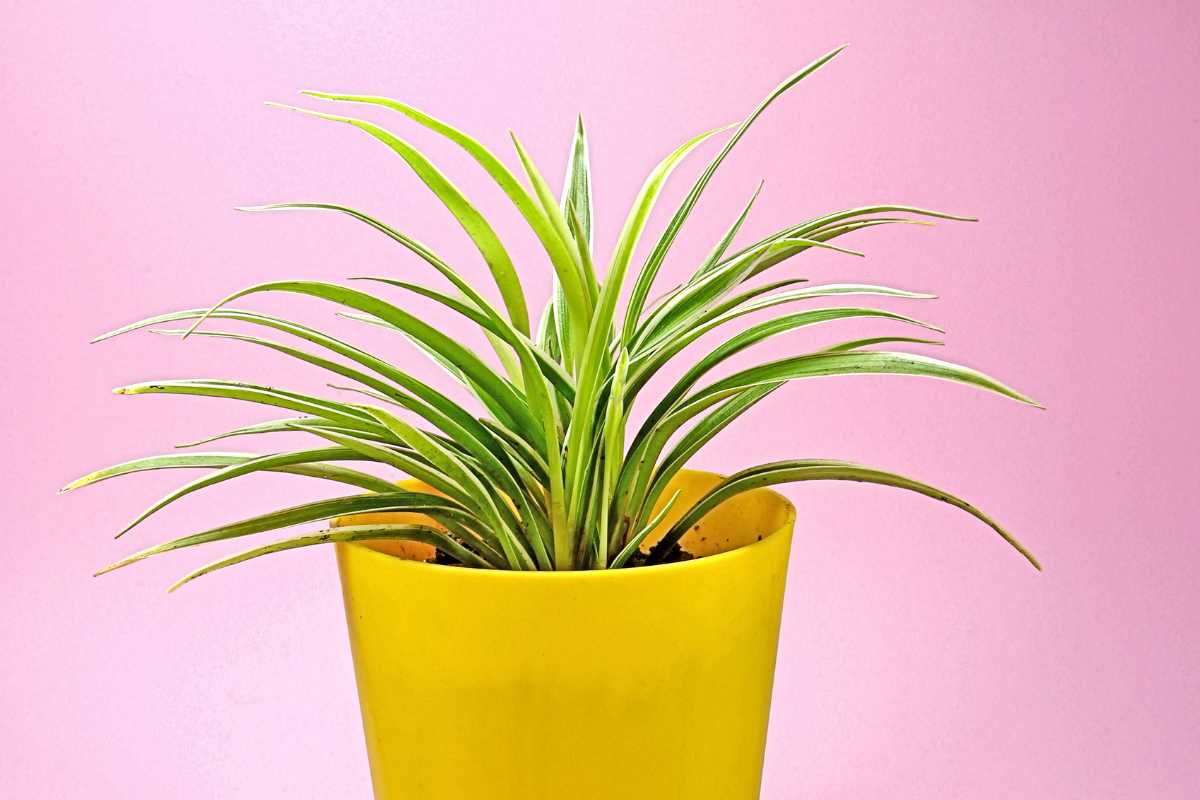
65;44;1040;798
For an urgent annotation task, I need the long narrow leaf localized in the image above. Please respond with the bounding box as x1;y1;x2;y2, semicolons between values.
560;115;594;252
96;492;472;575
635;385;780;530
362;405;542;569
114;380;385;435
297;91;589;330
680;350;1042;415
646;460;1040;569
265;104;531;334
351;276;574;402
640;307;944;420
168;523;497;591
96;306;510;461
116;447;392;538
610;490;681;569
62;453;264;492
564;124;731;529
632;236;865;353
175;417;393;449
621;44;848;340
181;281;541;446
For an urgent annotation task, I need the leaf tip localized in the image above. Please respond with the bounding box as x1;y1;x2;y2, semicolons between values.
93;561;122;577
265;101;339;123
1011;390;1046;410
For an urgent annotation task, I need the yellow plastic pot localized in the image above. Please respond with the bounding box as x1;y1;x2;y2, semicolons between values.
334;469;796;799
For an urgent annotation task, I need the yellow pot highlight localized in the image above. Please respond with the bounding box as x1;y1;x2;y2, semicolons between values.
335;469;796;799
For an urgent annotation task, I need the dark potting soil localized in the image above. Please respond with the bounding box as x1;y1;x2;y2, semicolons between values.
623;542;696;568
428;541;701;568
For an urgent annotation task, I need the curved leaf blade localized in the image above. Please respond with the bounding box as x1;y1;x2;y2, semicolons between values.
168;523;497;591
647;460;1040;570
266;103;530;334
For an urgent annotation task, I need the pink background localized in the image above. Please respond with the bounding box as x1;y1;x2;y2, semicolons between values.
4;2;1198;797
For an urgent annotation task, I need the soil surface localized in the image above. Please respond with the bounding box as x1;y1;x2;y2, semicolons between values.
428;541;700;568
624;542;697;568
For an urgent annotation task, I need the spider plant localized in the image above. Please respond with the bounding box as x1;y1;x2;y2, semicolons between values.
65;45;1040;588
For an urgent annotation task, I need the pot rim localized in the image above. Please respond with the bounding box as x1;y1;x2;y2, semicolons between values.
338;469;796;581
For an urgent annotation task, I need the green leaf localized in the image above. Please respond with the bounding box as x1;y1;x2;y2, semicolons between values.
174;417;393;449
560;115;594;252
361;405;543;570
60;452;385;495
723;205;970;260
634;385;779;532
817;336;944;353
181;280;541;446
62;453;257;492
604;124;734;325
151;327;425;406
96;306;510;460
679;350;1042;416
115;447;394;537
296;91;587;328
293;423;535;571
113;379;385;435
623;350;1040;519
633;291;940;402
156;327;521;478
265;104;531;334
626;277;808;368
237;204;567;397
647;460;1040;570
631;237;865;353
564;124;732;530
168;523;497;591
563;201;598;305
641;306;944;420
509;132;593;359
236;204;495;314
610;490;680;569
621;44;849;340
288;424;445;488
333;309;524;432
96;491;471;575
688;181;763;281
595;348;630;567
351;277;574;403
